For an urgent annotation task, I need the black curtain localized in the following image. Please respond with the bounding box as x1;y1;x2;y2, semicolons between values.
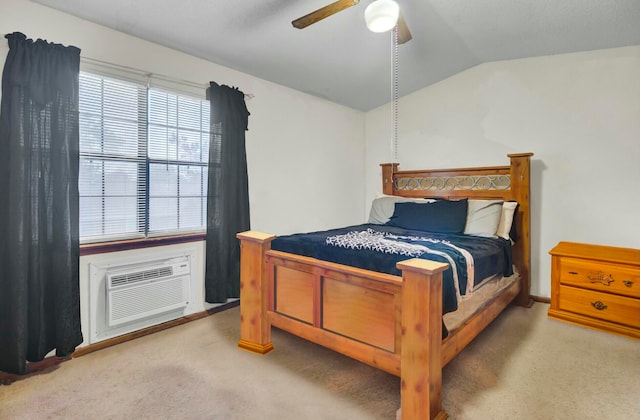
204;82;251;303
0;32;82;375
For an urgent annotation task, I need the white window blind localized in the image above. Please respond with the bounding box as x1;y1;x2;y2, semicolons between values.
79;72;210;243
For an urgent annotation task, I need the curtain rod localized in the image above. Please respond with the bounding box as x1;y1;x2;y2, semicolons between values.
80;56;255;100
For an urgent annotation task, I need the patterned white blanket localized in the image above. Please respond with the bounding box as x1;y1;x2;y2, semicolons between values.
326;229;476;302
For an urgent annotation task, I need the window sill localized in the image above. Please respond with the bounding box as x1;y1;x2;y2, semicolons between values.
80;233;206;256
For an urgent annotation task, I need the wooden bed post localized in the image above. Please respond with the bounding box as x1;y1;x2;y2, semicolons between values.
380;163;399;195
508;153;534;307
397;259;449;420
236;231;276;354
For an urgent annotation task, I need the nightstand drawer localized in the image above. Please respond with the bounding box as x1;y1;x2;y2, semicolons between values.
558;285;640;329
559;258;640;298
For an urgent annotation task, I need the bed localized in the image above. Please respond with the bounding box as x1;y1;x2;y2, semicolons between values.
236;153;533;419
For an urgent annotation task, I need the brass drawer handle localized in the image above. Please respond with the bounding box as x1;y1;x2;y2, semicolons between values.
590;301;608;311
623;280;634;287
587;271;614;286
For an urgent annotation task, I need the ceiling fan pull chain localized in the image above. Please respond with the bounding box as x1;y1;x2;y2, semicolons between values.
391;24;399;163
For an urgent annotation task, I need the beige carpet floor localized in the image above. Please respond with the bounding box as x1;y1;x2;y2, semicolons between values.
1;302;639;420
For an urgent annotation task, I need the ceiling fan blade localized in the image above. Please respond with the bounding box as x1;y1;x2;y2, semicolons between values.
396;12;412;44
292;0;360;29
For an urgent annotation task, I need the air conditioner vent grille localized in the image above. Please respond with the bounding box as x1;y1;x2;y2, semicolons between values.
110;266;173;287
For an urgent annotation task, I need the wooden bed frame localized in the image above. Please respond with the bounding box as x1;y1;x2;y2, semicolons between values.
237;153;533;419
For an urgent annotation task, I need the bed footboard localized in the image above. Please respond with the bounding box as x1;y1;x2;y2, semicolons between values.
237;230;450;420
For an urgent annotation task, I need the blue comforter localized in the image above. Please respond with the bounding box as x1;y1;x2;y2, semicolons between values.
271;224;513;318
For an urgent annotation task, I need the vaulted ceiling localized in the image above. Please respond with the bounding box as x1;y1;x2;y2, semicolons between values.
34;0;640;111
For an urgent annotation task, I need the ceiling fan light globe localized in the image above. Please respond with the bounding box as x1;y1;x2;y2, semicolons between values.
364;0;400;33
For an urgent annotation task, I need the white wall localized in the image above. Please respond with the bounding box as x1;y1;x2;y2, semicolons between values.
365;46;640;298
1;0;366;346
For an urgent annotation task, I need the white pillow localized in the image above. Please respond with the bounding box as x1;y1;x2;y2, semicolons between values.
464;200;503;238
496;201;518;240
368;195;436;224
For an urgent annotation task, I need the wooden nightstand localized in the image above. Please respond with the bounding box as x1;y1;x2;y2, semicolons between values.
548;242;640;339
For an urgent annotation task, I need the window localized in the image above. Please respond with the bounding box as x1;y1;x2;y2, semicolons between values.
79;72;210;243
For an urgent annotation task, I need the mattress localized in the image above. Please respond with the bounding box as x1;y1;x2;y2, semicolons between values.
443;270;519;333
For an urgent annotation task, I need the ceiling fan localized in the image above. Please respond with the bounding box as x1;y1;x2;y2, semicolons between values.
292;0;413;44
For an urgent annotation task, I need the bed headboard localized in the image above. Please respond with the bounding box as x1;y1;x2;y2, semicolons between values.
380;152;533;307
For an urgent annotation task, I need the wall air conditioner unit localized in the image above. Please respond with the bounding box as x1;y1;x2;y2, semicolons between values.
106;257;190;327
